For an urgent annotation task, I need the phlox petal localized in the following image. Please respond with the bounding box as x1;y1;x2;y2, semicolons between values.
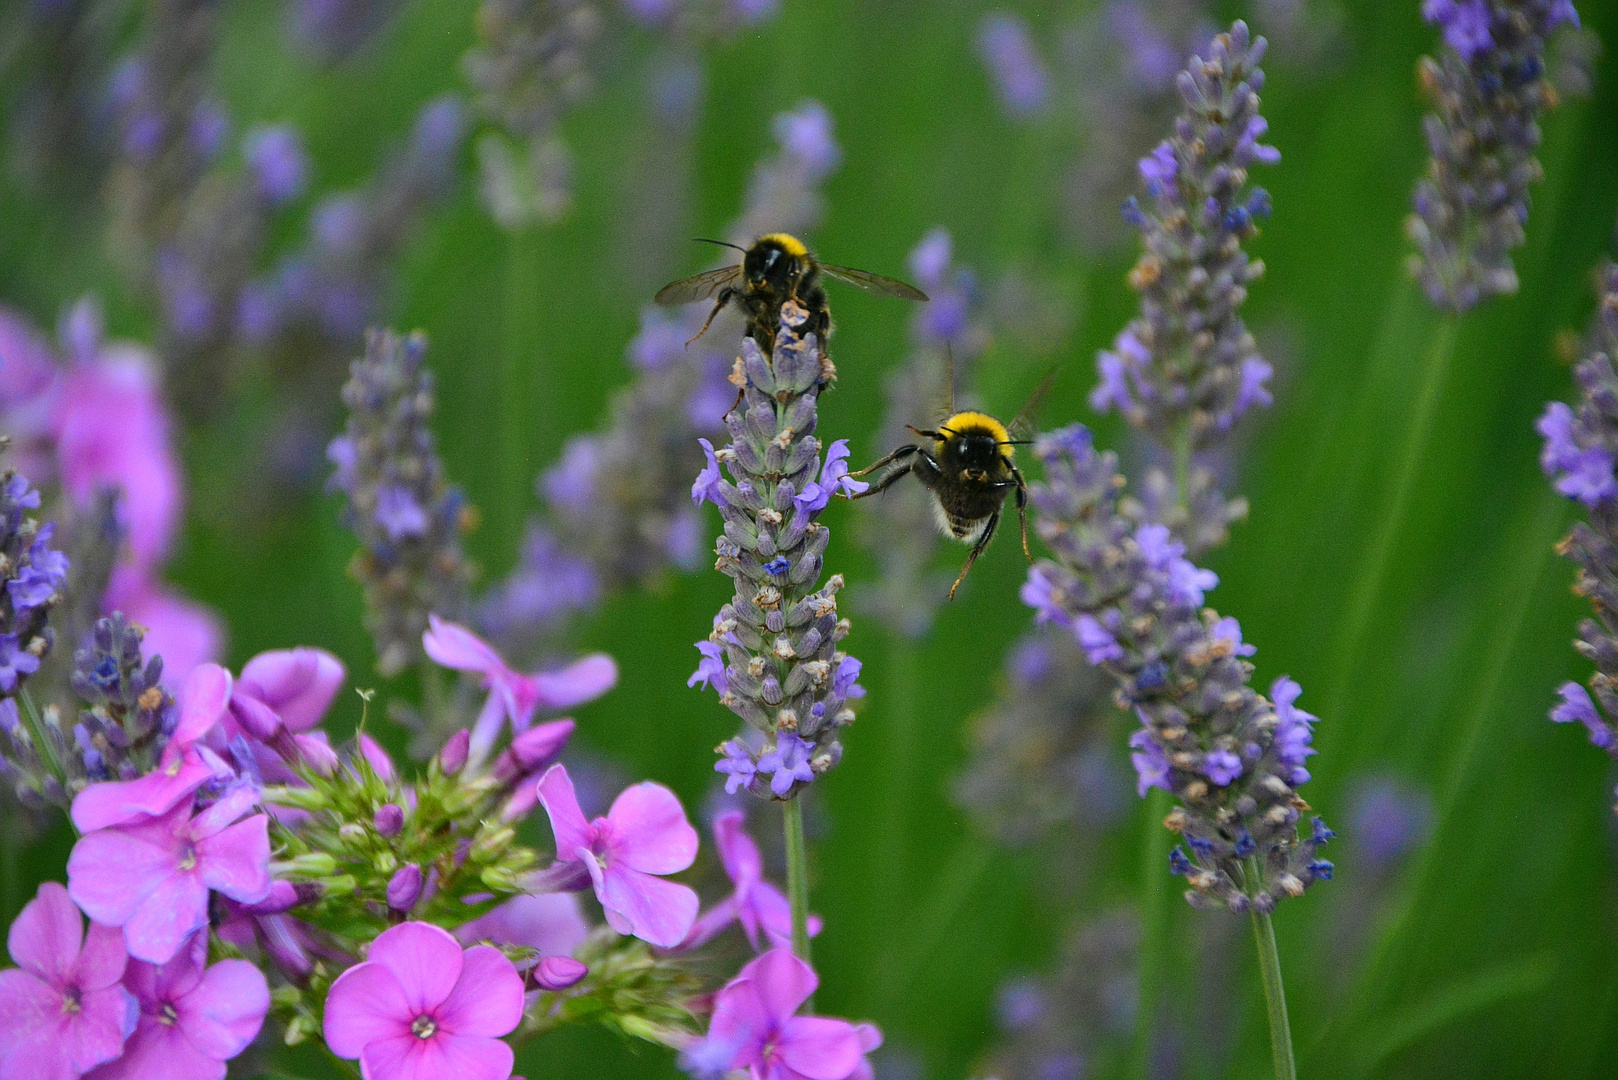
422;615;505;676
168;663;233;752
365;923;465;1015
435;946;524;1038
323;963;411;1059
8;881;83;984
536;766;594;863
744;948;817;1022
239;648;345;731
600;866;699;949
174;959;268;1059
606;781;698;875
121;872;209;964
776;1016;867;1080
532;653;618;709
195;815;272;904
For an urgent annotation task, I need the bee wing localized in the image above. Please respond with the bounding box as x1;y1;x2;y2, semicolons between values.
819;263;930;302
1006;367;1061;442
654;265;743;306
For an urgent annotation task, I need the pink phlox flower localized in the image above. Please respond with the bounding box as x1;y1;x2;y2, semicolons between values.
535;765;699;949
423;615;617;764
0;882;136;1080
103;567;225;688
53;337;180;575
323;922;525;1080
683;811;821;952
84;930;268;1080
685;949;880;1080
68;785;271;964
454;894;590;990
234;647;345;734
0;307;64;480
70;663;235;834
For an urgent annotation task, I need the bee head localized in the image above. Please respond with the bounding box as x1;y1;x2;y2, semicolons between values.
937;412;1014;471
747;234;809;294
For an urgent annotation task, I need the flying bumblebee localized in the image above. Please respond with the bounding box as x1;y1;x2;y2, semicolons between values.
653;233;928;353
846;370;1057;600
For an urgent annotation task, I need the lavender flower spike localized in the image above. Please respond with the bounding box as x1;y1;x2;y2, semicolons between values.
1541;261;1618;781
690;301;865;799
1022;426;1333;911
329;329;474;675
1092;21;1276;551
1408;0;1580;312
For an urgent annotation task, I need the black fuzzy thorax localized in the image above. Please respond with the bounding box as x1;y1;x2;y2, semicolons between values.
920;430;1012;538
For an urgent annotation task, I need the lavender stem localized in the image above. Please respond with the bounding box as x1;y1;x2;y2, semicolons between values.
783;793;812;970
1246;858;1297;1080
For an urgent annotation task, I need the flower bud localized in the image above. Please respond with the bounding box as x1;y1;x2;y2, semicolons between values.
231;694;283;742
494;718;575;783
438;729;470;775
338;823;367;848
470;823;516;862
357;732;396;781
374;802;405;837
387;863;423;912
294;733;339;776
499;778;539;823
535;956;588;991
277;853;338;877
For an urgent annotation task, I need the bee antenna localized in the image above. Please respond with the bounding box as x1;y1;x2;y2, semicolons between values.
1000;440;1034;446
694;237;747;253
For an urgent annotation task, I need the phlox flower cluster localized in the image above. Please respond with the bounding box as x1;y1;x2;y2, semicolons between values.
1022;425;1333;911
1540;262;1618;788
1409;0;1581;311
689;302;867;799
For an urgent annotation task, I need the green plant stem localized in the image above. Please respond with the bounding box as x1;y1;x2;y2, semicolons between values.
783;795;812;966
1134;787;1173;1071
1246;860;1298;1080
500;226;541;556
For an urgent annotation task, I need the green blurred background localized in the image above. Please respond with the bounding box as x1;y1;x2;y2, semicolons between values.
4;0;1618;1077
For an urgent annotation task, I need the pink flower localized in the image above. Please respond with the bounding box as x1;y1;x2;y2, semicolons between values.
535;765;699;949
84;931;269;1080
235;647;345;734
68;786;272;963
422;615;617;765
323;922;525;1080
70;663;234;833
686;949;880;1080
54;340;179;574
0;882;136;1080
454;894;591;990
683;811;820;952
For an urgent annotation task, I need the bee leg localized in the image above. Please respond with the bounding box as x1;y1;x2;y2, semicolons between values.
1010;461;1032;561
948;510;1000;601
848;444;918;480
685;289;735;348
848;461;916;500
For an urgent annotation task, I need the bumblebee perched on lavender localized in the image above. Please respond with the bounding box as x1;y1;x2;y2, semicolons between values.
846;374;1054;599
654;233;927;354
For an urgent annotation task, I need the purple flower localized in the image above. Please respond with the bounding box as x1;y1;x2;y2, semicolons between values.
243;124;308;205
1551;681;1614;749
1139;141;1178;194
86;931;268;1080
1074;615;1124;665
536;765;700;948
1422;0;1494;61
684;949;880;1080
1271;677;1317;785
1231;357;1274;420
387;865;424;912
689;641;730;695
424;615;617;764
0;633;41;691
1203;750;1243;786
68;786;272;964
683;811;822;952
1211;616;1257;657
10;525;69;610
323;922;524;1080
1165;556;1218;609
326;436;357;492
454;893;589;960
977;13;1050;117
756;733;815;797
0;883;135;1079
1020;567;1070;627
101;569;225;689
693;438;726;508
375;484;429;541
234;647;346;735
716;740;759;795
1128;727;1171;797
773;102;840;179
1538;401;1618;506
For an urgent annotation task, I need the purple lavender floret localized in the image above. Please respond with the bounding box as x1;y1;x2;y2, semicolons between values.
689;302;863;800
1022;424;1332;910
1542;262;1618;792
1089;21;1276;553
329;329;473;675
977;12;1051;118
1408;0;1580;311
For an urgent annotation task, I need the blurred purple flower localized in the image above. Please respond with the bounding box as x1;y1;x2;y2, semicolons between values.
977;13;1051;117
683;810;821;952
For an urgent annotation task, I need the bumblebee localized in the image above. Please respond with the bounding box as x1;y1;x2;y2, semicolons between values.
654;233;928;353
847;372;1055;600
